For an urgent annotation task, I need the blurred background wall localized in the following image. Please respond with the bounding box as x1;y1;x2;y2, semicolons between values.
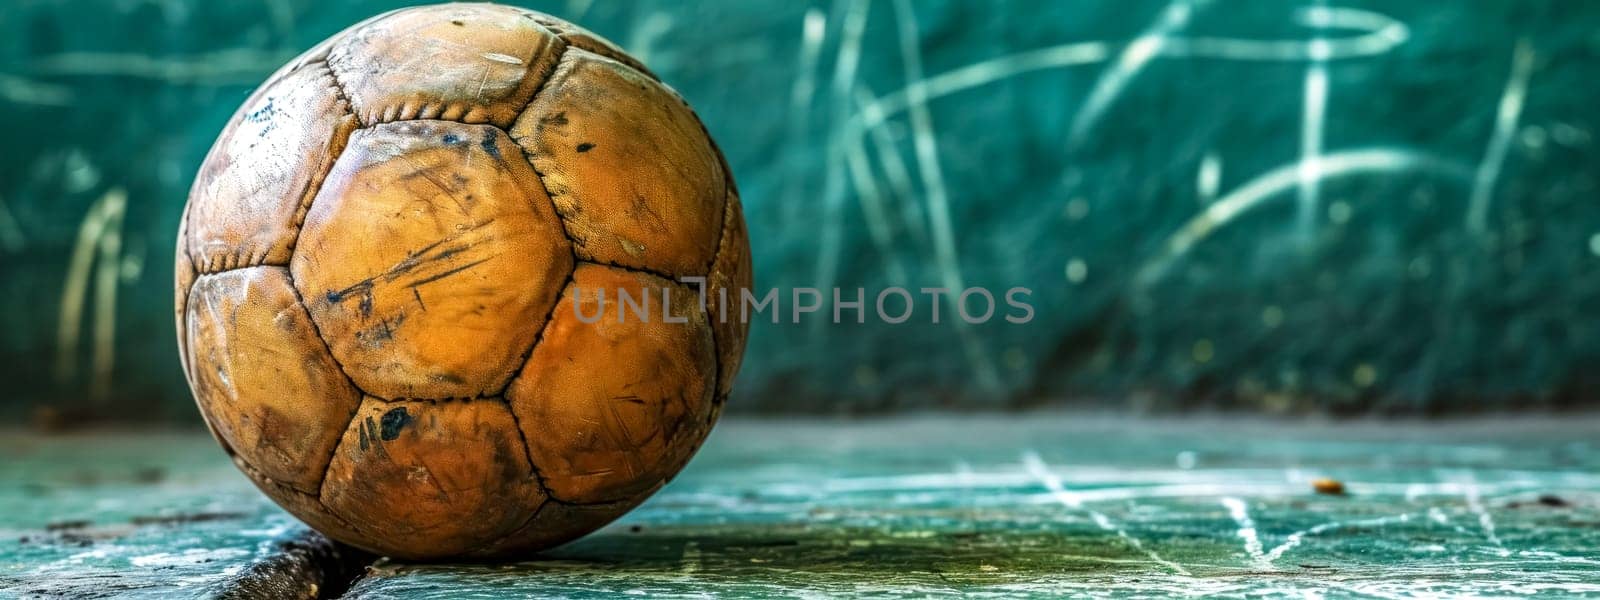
1;0;1597;423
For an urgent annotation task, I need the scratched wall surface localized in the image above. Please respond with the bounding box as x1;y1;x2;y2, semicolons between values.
0;0;1597;420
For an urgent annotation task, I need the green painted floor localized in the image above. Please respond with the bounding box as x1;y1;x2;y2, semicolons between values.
4;416;1599;598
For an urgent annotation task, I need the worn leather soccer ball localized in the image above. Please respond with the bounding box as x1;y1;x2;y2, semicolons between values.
174;3;751;560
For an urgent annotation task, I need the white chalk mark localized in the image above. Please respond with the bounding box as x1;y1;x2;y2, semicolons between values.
623;13;674;72
1136;147;1475;287
757;468;1563;498
31;49;293;84
829;0;870;104
1022;451;1192;576
1321;579;1417;600
0;72;74;106
1518;550;1600;567
812;0;872;334
1296;0;1331;243
953;459;974;480
1452;470;1510;556
1196;152;1221;205
1427;506;1477;538
846;141;911;285
1466;38;1535;234
856;87;928;248
92;189;126;403
262;0;295;50
56;188;126;402
1163;7;1408;61
1013;482;1533;505
951;460;976;501
0;193;24;252
891;0;1000;391
788;8;827;136
764;469;1284;496
859;42;1109;135
1405;482;1426;502
780;8;828;225
679;540;702;574
849;6;1406;144
1068;0;1205;148
57;194;110;382
564;0;595;22
1263;513;1413;564
129;548;250;569
1221;497;1271;569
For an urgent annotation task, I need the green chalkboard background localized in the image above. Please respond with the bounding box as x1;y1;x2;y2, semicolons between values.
1;0;1597;421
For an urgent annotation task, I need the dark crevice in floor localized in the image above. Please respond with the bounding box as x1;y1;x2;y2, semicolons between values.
212;528;375;599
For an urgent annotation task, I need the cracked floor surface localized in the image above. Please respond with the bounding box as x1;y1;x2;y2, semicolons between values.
3;415;1599;598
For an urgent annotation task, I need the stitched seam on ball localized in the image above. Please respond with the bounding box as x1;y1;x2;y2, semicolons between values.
570;50;730;281
494;498;550;549
189;61;354;276
700;189;739;405
321;58;355;121
694;114;734;276
706;192;737;294
286;279;364;483
357;394;517;404
495;65;586;505
183;266;361;401
488;40;579;506
509;48;718;279
524;45;734;415
190;260;292;277
323;38;362;127
544;496;626;507
329;15;565;130
351;394;554;503
528;15;661;84
234;451;371;541
498;394;553;498
560;48;735;401
495;270;573;399
224;433;324;497
576;258;680;284
223;68;566;497
274;268;368;499
279;174;366;405
508;44;585;251
497;271;576;502
271;80;370;496
283;61;357;260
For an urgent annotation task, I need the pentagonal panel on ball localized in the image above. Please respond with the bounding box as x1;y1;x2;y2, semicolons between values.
185;266;363;493
507;264;716;504
511;49;727;277
321;397;546;559
293;120;573;400
186;63;358;272
327;3;564;128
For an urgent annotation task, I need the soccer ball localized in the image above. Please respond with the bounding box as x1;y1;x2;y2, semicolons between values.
174;3;751;560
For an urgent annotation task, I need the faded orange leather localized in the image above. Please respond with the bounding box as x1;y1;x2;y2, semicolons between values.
175;3;751;560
